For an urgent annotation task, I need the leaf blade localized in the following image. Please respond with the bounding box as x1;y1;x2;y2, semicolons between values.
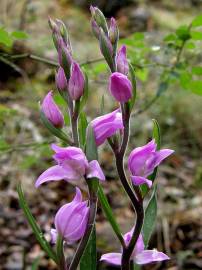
17;183;58;263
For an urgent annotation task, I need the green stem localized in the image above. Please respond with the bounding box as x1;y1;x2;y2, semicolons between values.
68;190;98;270
56;235;66;270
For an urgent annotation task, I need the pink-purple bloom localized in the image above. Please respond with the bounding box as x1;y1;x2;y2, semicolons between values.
68;62;85;100
100;228;169;266
116;45;129;75
41;91;64;128
109;72;132;102
35;144;105;188
51;187;89;244
55;67;68;91
90;109;123;146
128;140;174;188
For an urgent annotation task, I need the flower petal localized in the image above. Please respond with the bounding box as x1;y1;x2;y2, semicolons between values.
128;140;156;176
50;228;58;244
145;149;174;176
135;250;170;265
86;160;105;181
131;176;152;188
35;165;70;188
100;253;122;266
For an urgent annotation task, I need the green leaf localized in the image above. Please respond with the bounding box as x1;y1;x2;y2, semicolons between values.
192;66;202;75
40;111;71;143
191;31;202;40
17;184;58;263
79;111;88;148
129;63;137;111
11;31;28;39
100;95;105;115
133;32;145;40
192;14;202;27
163;33;177;43
142;185;157;247
152;119;161;150
31;256;41;270
176;25;191;41
179;71;192;89
188;80;202;95
98;185;124;246
0;28;13;47
80;226;97;270
85;125;98;161
136;68;148;82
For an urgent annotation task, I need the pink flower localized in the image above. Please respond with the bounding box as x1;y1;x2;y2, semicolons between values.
128;140;174;188
100;228;169;265
68;62;85;100
41;91;64;128
109;72;132;102
55;67;68;92
35;144;105;188
116;45;129;75
51;188;89;244
90;109;123;146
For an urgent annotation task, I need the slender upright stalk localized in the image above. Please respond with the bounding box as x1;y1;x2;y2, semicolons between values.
68;191;98;270
56;235;67;270
113;103;144;270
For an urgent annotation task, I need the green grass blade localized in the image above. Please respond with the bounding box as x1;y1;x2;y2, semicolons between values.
17;183;58;264
98;185;124;246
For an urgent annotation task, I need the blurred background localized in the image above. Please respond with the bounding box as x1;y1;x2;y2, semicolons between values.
0;0;202;269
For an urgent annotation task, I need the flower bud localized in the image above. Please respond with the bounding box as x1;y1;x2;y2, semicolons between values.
55;67;68;92
116;45;129;75
54;188;89;244
109;17;119;45
91;19;100;40
99;28;114;71
58;38;72;79
109;72;132;102
68;62;85;100
55;19;69;46
41;91;64;128
90;6;108;34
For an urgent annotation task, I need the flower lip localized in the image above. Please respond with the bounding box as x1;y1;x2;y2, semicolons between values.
128;139;174;188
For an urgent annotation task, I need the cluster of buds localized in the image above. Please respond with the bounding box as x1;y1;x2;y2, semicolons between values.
21;6;174;270
41;18;85;132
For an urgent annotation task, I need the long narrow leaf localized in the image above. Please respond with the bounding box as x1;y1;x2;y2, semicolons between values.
40;111;71;144
80;227;97;270
129;63;137;111
17;184;58;263
142;185;157;247
98;185;124;246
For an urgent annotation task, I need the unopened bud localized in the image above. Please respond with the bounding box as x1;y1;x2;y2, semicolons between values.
91;19;100;40
116;45;129;75
58;38;72;79
109;17;119;45
99;28;114;71
41;91;64;128
90;6;108;35
68;62;85;100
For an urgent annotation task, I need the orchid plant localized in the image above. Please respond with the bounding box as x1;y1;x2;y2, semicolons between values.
17;7;174;270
